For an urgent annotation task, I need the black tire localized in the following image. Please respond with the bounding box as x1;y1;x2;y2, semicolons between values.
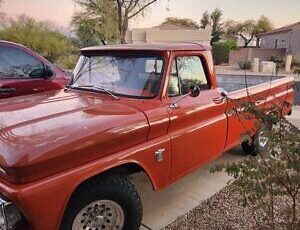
241;139;256;156
60;174;142;230
241;127;269;156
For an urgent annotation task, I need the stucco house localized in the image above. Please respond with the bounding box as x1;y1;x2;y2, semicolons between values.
126;22;212;45
258;21;300;58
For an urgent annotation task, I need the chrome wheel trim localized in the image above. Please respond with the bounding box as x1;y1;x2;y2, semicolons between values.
72;200;125;230
258;130;268;148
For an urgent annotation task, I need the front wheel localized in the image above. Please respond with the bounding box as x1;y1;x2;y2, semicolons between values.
60;174;143;230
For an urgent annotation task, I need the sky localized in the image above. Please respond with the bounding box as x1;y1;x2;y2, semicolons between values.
1;0;300;30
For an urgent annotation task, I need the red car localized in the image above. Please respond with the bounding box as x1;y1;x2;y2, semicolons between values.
0;40;67;99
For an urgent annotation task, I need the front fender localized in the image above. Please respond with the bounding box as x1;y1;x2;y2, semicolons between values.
0;135;171;230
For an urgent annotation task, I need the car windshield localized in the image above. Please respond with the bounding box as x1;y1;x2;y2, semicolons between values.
71;54;164;98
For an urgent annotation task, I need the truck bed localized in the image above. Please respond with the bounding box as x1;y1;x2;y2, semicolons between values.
217;74;284;93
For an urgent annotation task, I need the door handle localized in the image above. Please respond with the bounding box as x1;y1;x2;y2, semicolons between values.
213;97;226;104
0;87;16;95
169;103;179;109
255;99;264;105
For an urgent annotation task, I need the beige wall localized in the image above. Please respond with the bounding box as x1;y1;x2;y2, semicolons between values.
126;27;212;45
229;48;286;65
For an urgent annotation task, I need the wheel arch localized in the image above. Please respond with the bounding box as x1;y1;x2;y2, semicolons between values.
72;161;157;192
58;161;156;229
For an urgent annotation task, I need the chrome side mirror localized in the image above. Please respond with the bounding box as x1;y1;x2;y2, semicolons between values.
169;85;201;109
189;85;201;98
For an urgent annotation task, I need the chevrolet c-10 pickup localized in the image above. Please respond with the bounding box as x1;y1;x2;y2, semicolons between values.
0;43;294;230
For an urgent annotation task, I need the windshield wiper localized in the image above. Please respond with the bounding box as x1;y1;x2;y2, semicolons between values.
69;84;120;100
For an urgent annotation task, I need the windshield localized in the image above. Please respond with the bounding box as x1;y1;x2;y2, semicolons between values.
72;54;164;98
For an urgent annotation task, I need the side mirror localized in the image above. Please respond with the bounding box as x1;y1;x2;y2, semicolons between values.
189;85;201;98
169;85;201;109
45;65;53;79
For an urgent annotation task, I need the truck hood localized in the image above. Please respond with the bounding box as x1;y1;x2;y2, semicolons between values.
0;90;149;184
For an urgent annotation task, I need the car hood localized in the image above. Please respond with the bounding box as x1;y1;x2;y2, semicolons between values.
0;90;149;184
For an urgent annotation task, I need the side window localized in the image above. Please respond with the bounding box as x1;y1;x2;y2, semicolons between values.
168;60;180;97
0;46;45;79
168;56;209;96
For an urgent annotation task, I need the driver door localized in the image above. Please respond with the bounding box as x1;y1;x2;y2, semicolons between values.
0;45;48;98
165;53;227;180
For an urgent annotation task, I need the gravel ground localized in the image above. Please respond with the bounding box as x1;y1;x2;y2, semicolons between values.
164;184;298;230
163;185;256;230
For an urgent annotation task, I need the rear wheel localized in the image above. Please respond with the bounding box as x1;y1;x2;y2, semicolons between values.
60;174;142;230
241;127;269;156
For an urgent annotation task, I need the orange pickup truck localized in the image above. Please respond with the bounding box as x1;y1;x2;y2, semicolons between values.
0;43;294;230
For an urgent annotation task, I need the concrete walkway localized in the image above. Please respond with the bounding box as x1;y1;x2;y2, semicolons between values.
132;148;245;230
288;106;300;128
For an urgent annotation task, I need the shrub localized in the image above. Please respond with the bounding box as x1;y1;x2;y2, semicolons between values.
212;101;299;229
294;68;300;75
212;40;238;65
238;60;251;70
226;39;238;51
55;55;78;70
0;15;75;63
269;54;283;63
212;41;230;64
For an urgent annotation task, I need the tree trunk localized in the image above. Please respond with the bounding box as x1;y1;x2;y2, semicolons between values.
120;20;128;44
243;39;249;48
256;37;260;47
116;0;123;43
244;35;254;48
120;29;126;44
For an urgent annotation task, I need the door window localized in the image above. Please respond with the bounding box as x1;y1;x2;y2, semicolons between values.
168;56;209;96
168;59;181;97
0;46;45;79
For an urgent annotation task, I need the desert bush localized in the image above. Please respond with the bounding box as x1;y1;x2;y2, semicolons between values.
226;39;238;51
0;15;75;64
212;100;299;229
212;40;238;64
55;55;78;70
294;68;300;75
212;41;231;64
238;60;252;70
269;55;282;63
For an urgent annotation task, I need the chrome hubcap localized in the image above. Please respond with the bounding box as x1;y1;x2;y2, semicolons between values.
258;130;268;148
72;200;125;230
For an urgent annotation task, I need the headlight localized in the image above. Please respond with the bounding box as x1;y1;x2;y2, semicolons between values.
0;197;23;230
